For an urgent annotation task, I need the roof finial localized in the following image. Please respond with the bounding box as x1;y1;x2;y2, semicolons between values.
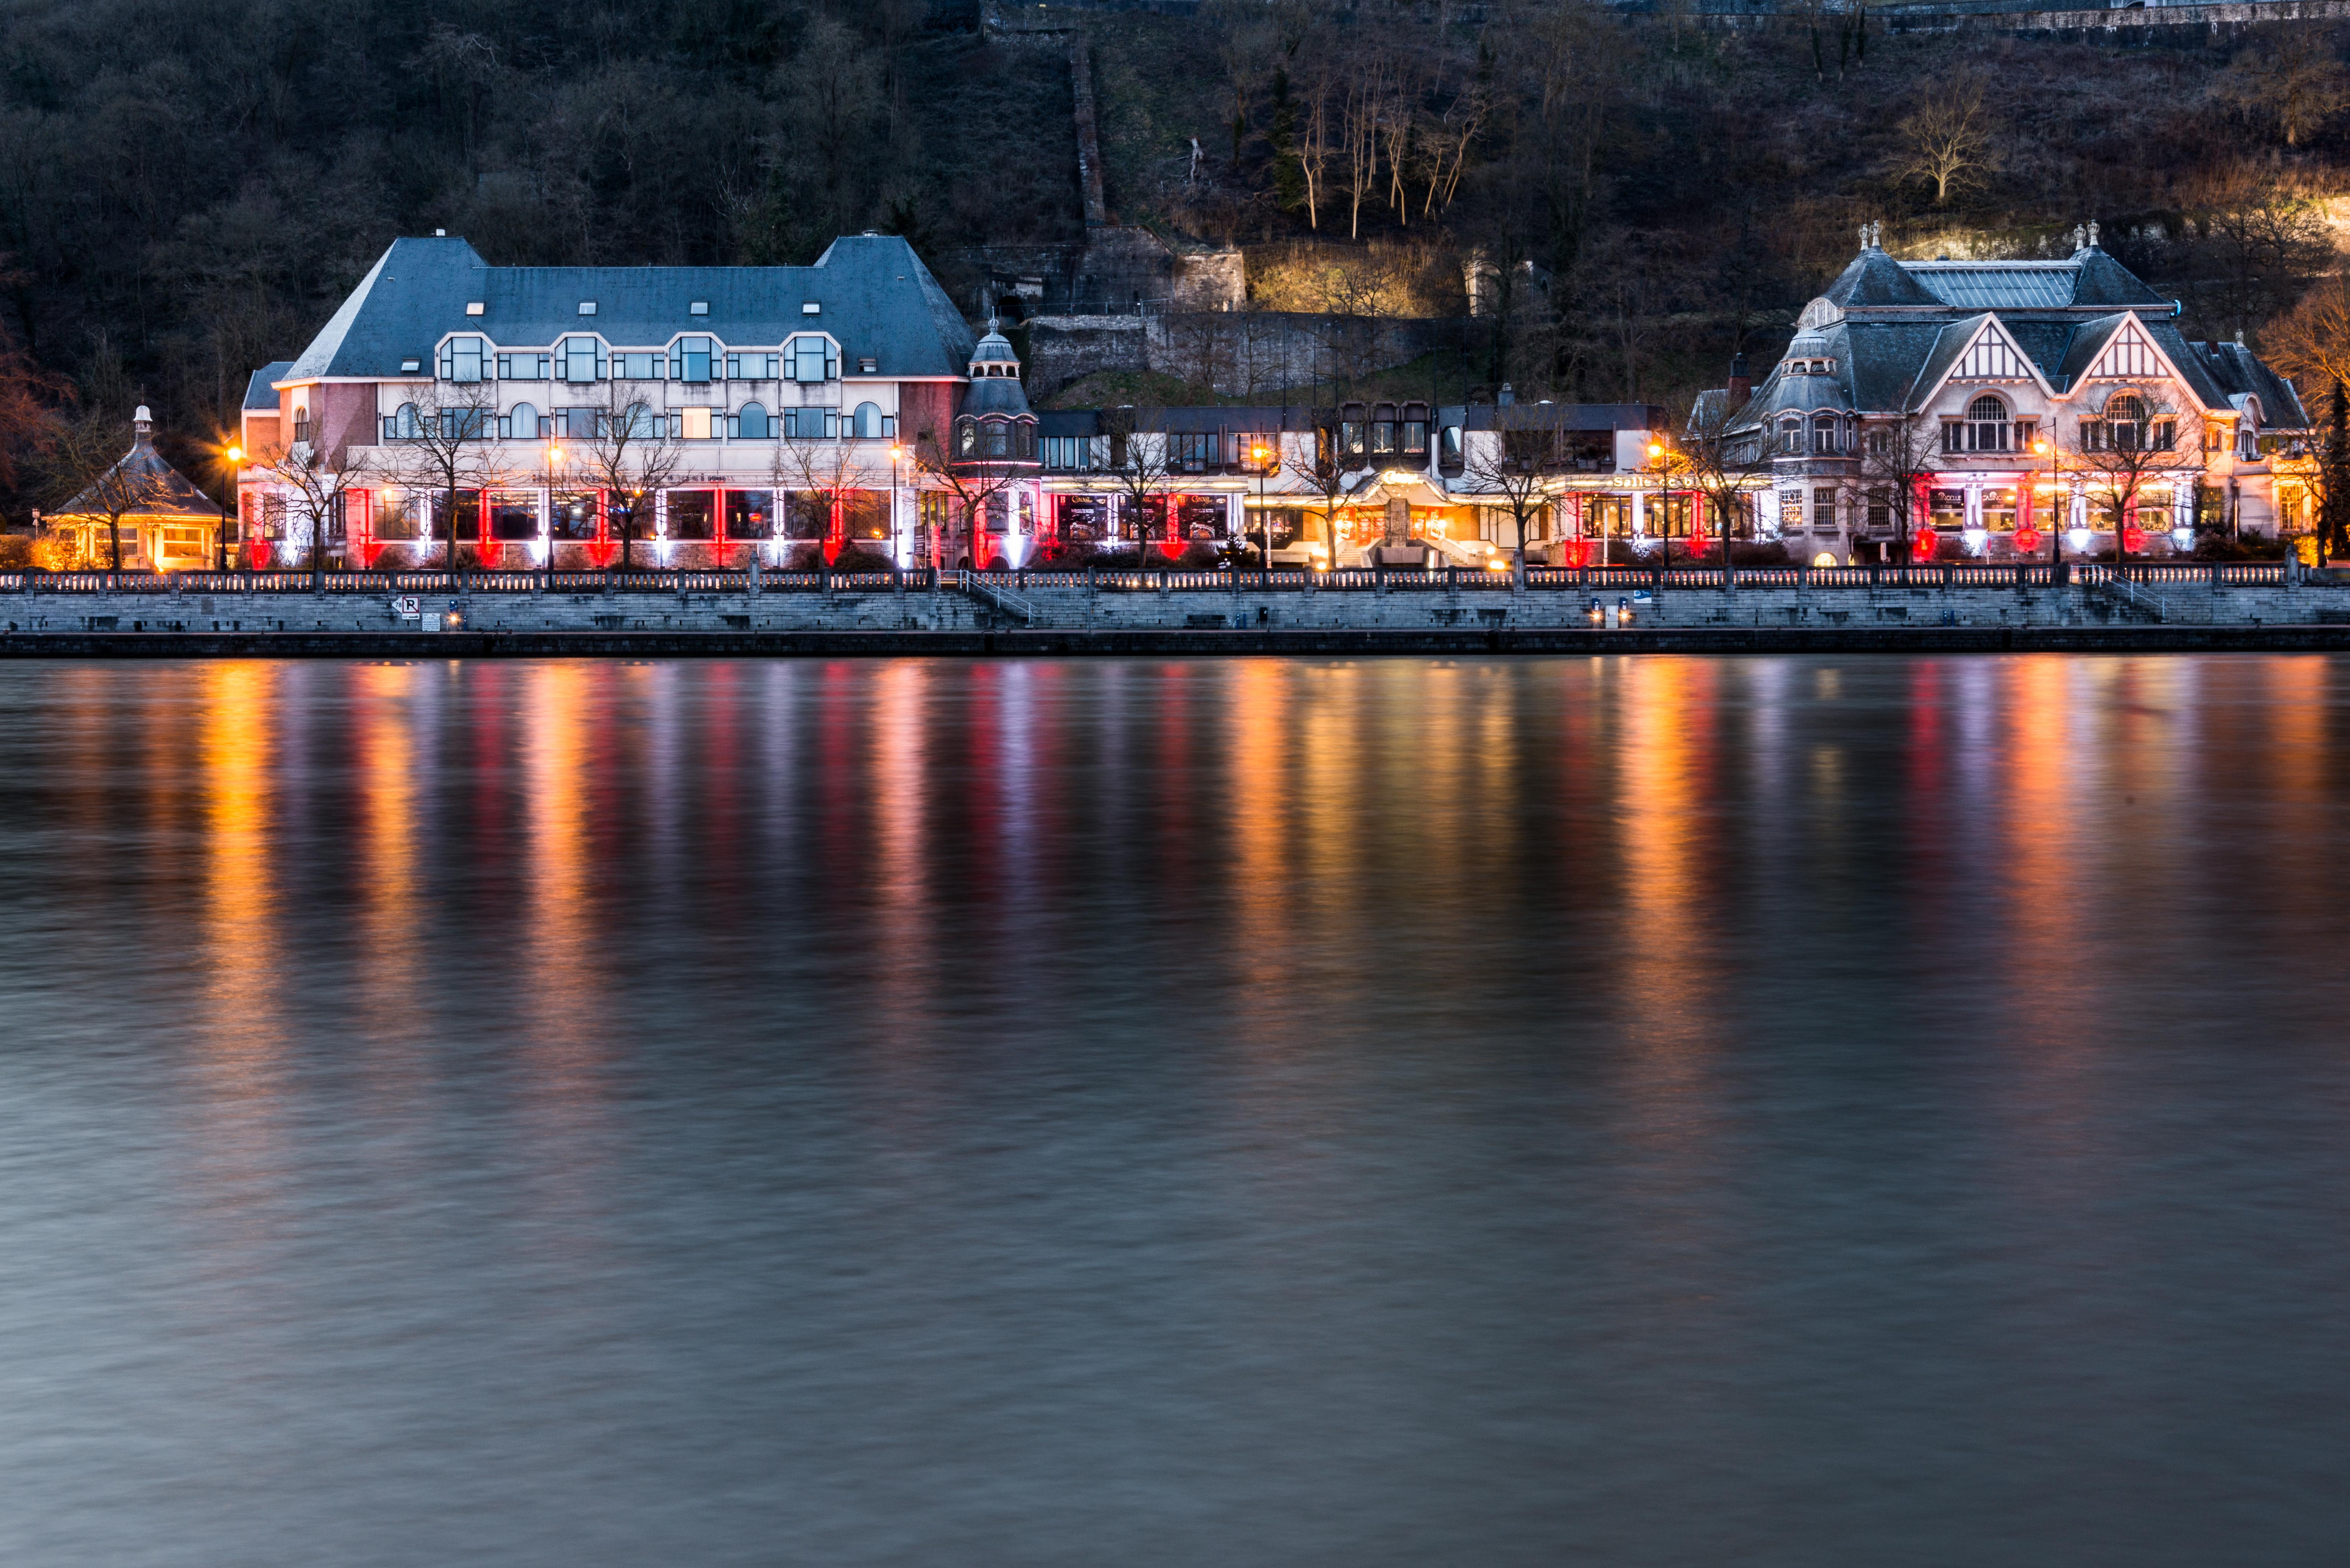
1860;223;1869;253
2087;220;2100;249
2072;224;2085;253
987;314;1001;336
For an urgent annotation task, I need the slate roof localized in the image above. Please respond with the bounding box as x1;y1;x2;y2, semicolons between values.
1904;264;2081;311
1820;249;1943;309
279;232;976;385
963;375;1033;417
1889;256;2169;312
2190;339;2311;428
1722;242;2293;433
245;362;293;411
55;425;219;522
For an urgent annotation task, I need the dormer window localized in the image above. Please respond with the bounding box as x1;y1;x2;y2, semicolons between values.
791;336;835;383
859;356;878;374
673;336;712;383
438;335;485;383
561;336;603;383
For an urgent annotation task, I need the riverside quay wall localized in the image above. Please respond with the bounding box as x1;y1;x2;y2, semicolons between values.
3;564;2346;649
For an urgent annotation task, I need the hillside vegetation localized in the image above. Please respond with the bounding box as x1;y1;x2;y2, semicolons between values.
0;0;2344;510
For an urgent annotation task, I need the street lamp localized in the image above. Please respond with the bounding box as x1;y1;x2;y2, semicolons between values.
543;443;565;586
1646;437;1672;570
2032;435;2061;581
1250;442;1271;587
889;443;907;573
219;442;244;573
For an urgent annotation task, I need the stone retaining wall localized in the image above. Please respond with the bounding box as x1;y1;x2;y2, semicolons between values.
5;578;2342;638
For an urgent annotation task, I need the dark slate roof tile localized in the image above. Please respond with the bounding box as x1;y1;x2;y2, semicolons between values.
245;361;293;410
283;233;976;383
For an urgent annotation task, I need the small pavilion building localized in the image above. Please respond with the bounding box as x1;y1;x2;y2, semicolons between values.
48;407;228;571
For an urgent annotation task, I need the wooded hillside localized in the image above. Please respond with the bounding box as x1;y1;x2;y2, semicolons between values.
0;0;2345;512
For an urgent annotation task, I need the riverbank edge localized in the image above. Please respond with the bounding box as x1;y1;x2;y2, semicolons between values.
9;625;2350;658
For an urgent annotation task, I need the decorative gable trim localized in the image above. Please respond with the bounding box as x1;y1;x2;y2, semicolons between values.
2079;315;2212;414
1911;315;2054;409
1953;323;2032;382
2087;320;2165;381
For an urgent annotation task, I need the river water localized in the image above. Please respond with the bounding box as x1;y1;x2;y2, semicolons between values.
1;655;2345;1566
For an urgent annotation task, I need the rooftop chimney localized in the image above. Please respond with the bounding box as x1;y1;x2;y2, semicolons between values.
1726;353;1752;408
1497;382;1515;407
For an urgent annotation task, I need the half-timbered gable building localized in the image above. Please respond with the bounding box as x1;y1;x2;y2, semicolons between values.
1712;226;2311;562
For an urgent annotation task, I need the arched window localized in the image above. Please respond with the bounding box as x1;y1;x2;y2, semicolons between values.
854;402;881;439
392;403;421;439
1966;395;2007;452
508;402;538;440
1811;414;1840;456
980;419;1010;459
958;418;977;456
738;402;770;440
1778;415;1802;456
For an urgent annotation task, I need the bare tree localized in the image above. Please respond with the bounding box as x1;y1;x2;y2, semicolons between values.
1334;42;1398;241
1376;52;1420;226
911;429;1022;570
1461;415;1567;583
2174;168;2334;340
774;433;877;567
1859;409;1943;564
1281;412;1351;565
1084;406;1177;564
2066;391;2197;566
572;390;683;571
2216;48;2350;148
1422;74;1488;218
382;380;505;575
2268;276;2350;557
254;437;374;589
2267;272;2350;394
44;410;171;576
1297;65;1333;231
1679;394;1778;565
1893;80;1996;206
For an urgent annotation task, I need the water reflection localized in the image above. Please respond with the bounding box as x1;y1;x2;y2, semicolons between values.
3;654;2348;1567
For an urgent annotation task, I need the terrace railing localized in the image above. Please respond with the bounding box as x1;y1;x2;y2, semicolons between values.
0;561;2307;596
